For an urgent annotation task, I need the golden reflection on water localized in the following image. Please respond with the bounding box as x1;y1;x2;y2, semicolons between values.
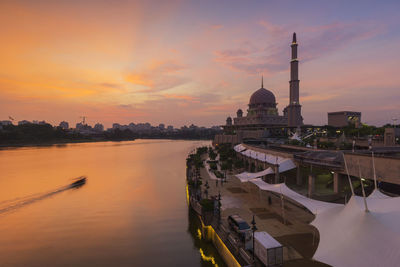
0;140;214;266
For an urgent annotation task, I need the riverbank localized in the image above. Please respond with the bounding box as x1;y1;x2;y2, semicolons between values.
0;138;134;149
0;137;216;149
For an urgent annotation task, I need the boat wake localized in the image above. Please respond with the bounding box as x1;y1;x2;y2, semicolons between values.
0;177;86;215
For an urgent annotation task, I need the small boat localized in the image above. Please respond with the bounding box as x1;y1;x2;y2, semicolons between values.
70;176;87;187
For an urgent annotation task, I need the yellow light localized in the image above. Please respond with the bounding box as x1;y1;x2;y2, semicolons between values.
199;219;241;267
199;248;219;267
186;184;190;205
197;229;202;239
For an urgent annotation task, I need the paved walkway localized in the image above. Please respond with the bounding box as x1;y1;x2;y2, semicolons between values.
200;164;330;266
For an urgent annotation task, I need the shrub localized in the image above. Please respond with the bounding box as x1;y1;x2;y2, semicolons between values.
200;199;214;212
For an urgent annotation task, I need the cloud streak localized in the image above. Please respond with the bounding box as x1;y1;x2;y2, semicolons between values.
125;60;189;92
215;21;383;75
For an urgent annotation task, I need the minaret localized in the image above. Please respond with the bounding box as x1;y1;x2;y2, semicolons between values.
287;32;303;127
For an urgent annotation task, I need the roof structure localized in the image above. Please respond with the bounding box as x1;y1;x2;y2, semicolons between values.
249;178;342;215
249;87;276;105
312;190;400;267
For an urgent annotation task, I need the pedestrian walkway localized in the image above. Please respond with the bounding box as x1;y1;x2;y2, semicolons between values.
200;166;325;264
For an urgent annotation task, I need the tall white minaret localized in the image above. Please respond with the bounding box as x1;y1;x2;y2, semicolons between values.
287;32;303;127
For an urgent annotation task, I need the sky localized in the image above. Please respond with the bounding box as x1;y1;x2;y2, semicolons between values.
0;0;399;128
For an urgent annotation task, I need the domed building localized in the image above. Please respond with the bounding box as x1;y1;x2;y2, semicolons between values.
222;77;288;139
237;77;285;122
215;33;303;145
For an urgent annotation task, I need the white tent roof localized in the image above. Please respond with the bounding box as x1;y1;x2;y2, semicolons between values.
234;144;246;152
235;168;275;182
312;190;400;267
278;159;296;173
241;149;251;157
235;159;296;182
239;148;288;165
256;152;287;164
249;178;342;215
290;132;301;141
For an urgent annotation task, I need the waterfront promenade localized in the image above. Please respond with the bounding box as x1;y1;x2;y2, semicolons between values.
200;162;330;267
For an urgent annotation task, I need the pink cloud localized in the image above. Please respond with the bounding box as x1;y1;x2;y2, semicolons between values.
214;20;384;76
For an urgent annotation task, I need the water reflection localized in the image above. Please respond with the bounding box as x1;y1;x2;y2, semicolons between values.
0;140;211;266
187;209;227;267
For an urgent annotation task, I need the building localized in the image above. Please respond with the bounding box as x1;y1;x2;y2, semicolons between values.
94;123;104;132
283;32;303;127
0;120;12;126
215;33;303;145
327;111;361;127
18;120;31;125
32;120;47;125
59;121;69;130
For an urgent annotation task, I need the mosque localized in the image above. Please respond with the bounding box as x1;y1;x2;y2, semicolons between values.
214;33;303;145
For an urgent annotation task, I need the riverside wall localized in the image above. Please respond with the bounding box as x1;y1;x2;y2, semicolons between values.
200;217;242;267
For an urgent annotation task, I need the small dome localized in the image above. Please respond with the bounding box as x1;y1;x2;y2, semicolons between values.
226;116;232;126
236;109;243;117
249;87;276;105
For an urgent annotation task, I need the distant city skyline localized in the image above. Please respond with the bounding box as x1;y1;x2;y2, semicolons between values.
0;0;399;128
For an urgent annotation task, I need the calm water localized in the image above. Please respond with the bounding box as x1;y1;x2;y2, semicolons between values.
0;140;225;267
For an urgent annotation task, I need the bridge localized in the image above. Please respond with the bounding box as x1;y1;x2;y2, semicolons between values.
237;144;400;196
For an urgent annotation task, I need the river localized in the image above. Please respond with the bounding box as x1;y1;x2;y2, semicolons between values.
0;140;226;267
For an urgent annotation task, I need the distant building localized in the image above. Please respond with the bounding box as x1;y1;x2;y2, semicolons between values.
158;123;165;130
18;120;31;125
167;125;174;132
0;120;12;126
59;121;69;129
94;123;104;132
384;128;400;146
32;120;47;125
328;111;361;127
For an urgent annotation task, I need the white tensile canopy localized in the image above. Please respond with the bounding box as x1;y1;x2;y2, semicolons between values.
249;178;342;215
312;190;400;267
290;132;301;141
235;159;297;182
235;168;275;182
234;144;246;152
239;149;287;165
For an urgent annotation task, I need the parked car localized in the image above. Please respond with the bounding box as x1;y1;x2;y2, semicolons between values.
228;214;251;234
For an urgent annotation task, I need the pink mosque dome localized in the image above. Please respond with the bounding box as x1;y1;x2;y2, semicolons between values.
249;87;276;106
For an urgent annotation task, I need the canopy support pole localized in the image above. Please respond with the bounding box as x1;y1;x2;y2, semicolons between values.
372;151;378;190
343;153;355;196
358;160;369;213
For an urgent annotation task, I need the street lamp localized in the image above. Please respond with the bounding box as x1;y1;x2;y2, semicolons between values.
218;191;222;227
205;181;209;199
251;215;257;260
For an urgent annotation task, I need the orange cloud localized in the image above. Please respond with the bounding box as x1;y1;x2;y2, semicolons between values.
125;60;188;92
163;94;198;101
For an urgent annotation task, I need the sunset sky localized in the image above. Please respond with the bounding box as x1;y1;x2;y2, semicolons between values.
1;0;399;128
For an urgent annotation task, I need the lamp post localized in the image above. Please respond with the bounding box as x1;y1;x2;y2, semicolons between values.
205;181;209;199
251;215;257;261
218;191;221;227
